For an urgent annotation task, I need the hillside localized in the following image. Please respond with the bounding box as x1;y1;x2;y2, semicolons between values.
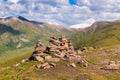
0;16;74;63
1;43;120;80
1;19;120;80
70;21;120;49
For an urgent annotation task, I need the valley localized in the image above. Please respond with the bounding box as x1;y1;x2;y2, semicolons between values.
1;17;120;80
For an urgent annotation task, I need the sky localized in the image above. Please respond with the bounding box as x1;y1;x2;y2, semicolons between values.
0;0;120;28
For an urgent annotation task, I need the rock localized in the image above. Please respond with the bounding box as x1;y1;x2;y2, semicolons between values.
21;58;28;63
44;55;52;61
82;62;88;67
36;62;51;69
42;62;51;69
50;63;56;67
29;35;87;68
108;61;116;65
70;63;76;68
36;64;42;68
67;56;76;62
116;46;120;52
34;40;45;53
78;57;88;67
76;49;82;54
35;56;44;62
42;62;49;67
43;65;51;69
88;47;94;50
16;42;21;48
75;55;82;62
116;61;120;67
53;52;65;59
47;58;60;62
102;65;119;70
102;61;119;70
14;63;20;67
81;47;88;52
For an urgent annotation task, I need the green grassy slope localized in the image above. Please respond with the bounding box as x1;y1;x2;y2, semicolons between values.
0;16;74;64
70;21;120;49
1;46;120;80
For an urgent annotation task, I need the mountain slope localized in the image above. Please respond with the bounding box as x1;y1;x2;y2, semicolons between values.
0;16;74;49
70;21;120;49
0;16;74;63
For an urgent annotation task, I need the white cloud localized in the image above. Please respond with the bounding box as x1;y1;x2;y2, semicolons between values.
9;4;24;12
77;0;91;6
0;0;120;26
70;18;95;28
9;0;19;4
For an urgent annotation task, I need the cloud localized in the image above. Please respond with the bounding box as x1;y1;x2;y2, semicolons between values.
0;0;120;27
9;0;19;4
70;18;95;28
77;0;91;6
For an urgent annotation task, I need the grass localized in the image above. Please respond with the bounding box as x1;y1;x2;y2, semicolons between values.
1;20;120;79
70;21;120;49
1;46;120;80
0;47;33;67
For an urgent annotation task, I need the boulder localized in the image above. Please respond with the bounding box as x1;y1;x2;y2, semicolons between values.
36;64;42;68
88;47;94;50
29;35;88;69
47;58;60;62
44;55;52;61
76;49;82;54
102;61;119;70
116;61;120;67
42;62;49;67
81;47;88;52
108;61;116;65
36;62;51;69
41;62;51;69
102;65;119;70
70;63;76;68
35;56;44;62
53;52;65;59
14;63;20;67
21;58;28;63
75;55;82;62
43;65;51;69
50;63;56;67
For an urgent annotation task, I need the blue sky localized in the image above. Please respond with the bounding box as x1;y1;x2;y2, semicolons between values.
0;0;120;27
69;0;77;5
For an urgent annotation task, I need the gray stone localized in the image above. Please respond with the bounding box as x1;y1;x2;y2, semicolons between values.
35;56;44;62
70;63;76;68
50;63;56;67
47;58;60;62
44;55;52;61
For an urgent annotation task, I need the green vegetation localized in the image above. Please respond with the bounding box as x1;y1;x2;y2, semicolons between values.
0;17;73;65
0;46;120;80
70;21;120;49
1;20;120;80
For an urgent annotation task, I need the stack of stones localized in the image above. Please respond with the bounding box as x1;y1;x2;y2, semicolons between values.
29;35;88;69
102;61;119;70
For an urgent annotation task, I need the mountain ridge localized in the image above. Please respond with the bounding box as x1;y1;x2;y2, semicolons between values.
0;16;74;53
70;20;120;49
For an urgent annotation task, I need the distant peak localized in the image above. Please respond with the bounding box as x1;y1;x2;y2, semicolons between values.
0;16;29;22
0;16;44;25
17;16;29;21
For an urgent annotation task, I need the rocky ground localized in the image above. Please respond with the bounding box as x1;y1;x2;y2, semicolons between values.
1;36;120;80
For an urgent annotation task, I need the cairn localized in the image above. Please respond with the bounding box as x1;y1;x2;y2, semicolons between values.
29;35;88;69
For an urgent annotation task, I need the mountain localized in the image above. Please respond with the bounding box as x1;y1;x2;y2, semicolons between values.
0;16;74;48
0;16;74;63
70;21;120;49
1;19;120;80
